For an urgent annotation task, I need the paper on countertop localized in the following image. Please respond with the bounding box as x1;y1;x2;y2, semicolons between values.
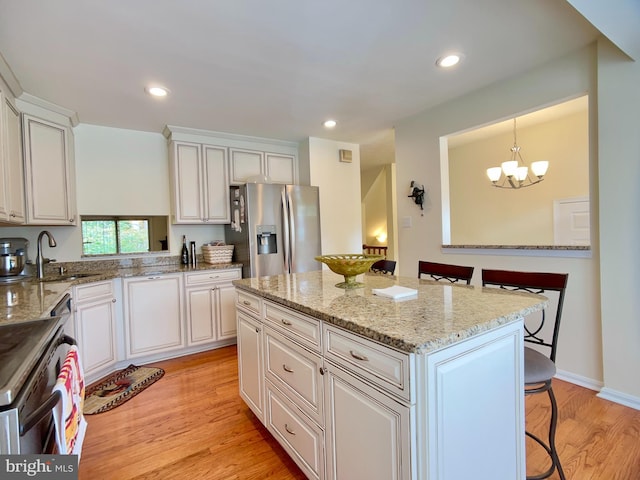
372;285;418;300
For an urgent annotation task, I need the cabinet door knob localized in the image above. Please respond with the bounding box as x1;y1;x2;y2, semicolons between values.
255;327;260;333
319;367;326;375
112;298;117;303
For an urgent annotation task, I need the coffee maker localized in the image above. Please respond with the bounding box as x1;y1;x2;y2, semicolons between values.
0;237;30;281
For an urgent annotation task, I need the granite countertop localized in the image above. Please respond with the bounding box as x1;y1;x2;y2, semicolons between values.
0;261;243;326
233;270;547;354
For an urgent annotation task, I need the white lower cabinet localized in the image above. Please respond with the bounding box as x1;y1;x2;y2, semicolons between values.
73;280;118;381
185;269;241;345
324;363;412;480
266;382;325;480
123;273;185;359
235;291;525;480
237;307;264;422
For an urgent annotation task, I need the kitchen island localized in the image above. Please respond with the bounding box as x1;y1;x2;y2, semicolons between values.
233;270;546;480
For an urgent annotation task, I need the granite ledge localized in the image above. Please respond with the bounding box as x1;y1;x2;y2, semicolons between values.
442;244;590;250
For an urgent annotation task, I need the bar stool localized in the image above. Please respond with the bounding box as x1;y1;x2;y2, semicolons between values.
418;260;474;284
370;259;396;275
482;268;568;480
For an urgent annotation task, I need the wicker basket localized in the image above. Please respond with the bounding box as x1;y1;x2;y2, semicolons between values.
202;244;234;264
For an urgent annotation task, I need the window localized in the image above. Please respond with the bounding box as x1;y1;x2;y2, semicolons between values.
81;216;169;256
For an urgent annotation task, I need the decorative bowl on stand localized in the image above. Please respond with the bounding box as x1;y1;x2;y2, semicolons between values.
315;254;385;289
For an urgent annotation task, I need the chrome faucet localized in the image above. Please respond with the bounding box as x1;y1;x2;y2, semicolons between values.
36;230;57;279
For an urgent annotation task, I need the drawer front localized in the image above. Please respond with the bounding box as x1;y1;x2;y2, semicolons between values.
266;383;324;480
185;269;240;286
264;301;321;352
324;324;413;402
236;290;261;315
74;280;113;302
264;326;323;424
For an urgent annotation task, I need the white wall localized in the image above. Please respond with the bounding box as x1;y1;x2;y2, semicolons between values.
448;111;589;245
75;124;170;215
597;39;640;404
306;137;362;254
394;45;604;391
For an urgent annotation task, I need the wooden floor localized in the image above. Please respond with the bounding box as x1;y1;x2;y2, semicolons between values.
78;346;640;480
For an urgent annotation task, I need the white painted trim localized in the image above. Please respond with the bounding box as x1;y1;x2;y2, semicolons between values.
441;246;592;259
163;124;299;150
0;51;23;97
17;93;79;126
555;368;640;411
555;368;602;391
597;387;640;411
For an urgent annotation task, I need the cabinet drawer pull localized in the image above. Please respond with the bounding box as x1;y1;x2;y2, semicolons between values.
350;350;369;362
284;423;296;435
281;318;292;326
282;364;294;373
243;300;251;306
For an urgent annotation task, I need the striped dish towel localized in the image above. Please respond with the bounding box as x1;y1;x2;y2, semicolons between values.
52;345;88;456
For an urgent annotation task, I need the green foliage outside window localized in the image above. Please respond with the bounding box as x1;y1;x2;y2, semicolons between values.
82;218;150;255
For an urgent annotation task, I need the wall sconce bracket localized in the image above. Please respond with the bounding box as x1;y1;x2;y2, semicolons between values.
408;181;425;210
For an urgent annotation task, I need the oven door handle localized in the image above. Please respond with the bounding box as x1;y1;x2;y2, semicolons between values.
20;335;76;436
19;390;61;437
60;334;77;346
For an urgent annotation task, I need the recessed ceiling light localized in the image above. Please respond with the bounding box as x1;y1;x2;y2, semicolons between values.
436;54;462;68
323;119;337;128
145;86;170;97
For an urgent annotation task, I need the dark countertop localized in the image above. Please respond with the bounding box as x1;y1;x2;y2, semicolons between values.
233;270;547;354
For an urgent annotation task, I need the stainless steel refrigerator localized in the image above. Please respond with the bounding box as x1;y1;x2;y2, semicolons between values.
224;183;322;278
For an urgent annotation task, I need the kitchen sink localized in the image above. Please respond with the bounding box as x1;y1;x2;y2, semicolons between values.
38;273;99;283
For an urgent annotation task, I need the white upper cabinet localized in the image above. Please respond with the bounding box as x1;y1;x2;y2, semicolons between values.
230;148;297;185
22;114;77;225
164;125;299;193
265;152;296;185
229;148;264;184
169;141;230;224
0;89;25;224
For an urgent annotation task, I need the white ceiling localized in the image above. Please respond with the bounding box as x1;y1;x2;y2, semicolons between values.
0;1;600;171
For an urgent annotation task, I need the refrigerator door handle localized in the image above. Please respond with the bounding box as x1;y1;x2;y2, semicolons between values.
287;188;297;272
282;189;291;273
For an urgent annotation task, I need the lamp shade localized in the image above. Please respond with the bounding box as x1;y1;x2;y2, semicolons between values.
501;160;518;177
487;167;502;182
531;160;549;177
515;166;528;181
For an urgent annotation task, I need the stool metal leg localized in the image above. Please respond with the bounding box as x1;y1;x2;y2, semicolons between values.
526;384;565;480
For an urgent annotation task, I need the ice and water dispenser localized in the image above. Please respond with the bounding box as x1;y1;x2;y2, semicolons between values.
256;225;277;255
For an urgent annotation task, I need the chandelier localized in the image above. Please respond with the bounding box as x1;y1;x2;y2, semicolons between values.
486;118;549;189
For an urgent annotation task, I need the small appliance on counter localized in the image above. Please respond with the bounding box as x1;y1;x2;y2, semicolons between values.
0;237;30;282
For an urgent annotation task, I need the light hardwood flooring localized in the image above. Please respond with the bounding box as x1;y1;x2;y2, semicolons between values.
78;346;640;480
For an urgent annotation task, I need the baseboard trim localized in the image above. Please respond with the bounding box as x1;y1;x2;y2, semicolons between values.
555;369;640;411
597;387;640;411
555;369;603;391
